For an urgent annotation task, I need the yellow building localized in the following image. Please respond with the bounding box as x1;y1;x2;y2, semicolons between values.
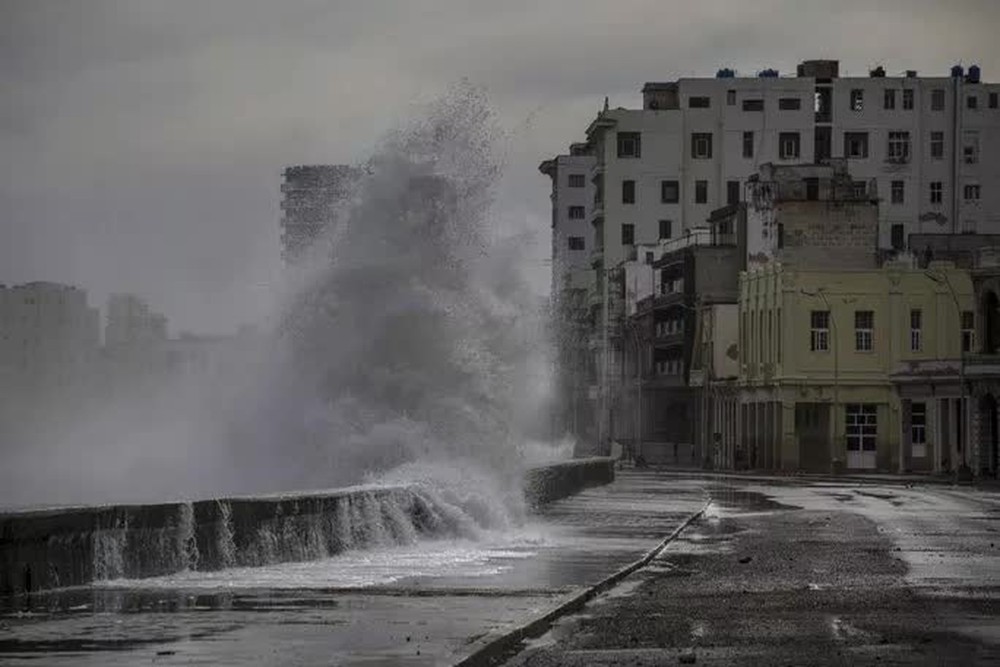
739;260;973;472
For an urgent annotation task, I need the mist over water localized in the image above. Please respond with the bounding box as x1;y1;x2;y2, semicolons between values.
0;84;561;513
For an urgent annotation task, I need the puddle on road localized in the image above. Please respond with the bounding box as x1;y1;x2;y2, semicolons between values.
704;486;800;515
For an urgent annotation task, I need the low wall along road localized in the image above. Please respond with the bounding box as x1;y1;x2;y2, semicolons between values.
1;457;614;596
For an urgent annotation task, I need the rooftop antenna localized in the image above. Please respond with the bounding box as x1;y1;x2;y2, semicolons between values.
603;96;609;113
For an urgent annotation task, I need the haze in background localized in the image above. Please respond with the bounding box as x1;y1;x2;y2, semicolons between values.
3;1;999;332
0;84;559;508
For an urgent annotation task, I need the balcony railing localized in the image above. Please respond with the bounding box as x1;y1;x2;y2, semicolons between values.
657;228;735;256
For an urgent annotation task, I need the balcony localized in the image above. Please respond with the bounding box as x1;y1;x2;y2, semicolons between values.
963;354;1000;378
657;228;735;256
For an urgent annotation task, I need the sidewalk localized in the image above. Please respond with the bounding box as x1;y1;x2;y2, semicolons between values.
617;461;1000;490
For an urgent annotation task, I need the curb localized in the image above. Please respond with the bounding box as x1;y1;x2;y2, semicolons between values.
453;501;710;667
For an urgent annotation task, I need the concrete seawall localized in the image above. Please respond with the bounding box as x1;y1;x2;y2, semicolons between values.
1;458;614;597
523;457;615;508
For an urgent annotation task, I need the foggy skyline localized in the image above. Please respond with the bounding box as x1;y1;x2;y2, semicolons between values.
3;0;999;333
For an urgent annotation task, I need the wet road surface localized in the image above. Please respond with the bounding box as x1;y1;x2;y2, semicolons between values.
0;473;706;666
3;473;998;665
505;474;1000;666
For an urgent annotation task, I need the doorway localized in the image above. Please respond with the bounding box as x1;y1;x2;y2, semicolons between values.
846;403;877;469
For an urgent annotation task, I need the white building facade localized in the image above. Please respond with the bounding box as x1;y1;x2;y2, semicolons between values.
548;59;1000;449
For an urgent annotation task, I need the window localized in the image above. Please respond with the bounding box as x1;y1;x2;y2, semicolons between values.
661;180;679;203
777;223;785;248
967;95;978;110
844;132;869;158
779;97;801;110
742;131;754;159
622;180;636;204
892;224;905;250
695;180;708;204
658;219;673;240
805;177;820;201
810;310;830;352
887;131;911;162
727;89;736;106
852;181;868;199
568;173;586;188
930;131;944;159
911;402;927;449
962;311;975;353
689;96;711;108
964;183;981;202
692;133;713;159
779;132;801;159
891;180;905;204
621;223;635;246
850;89;864;111
567;236;585;251
645;251;654;264
855;310;874;351
902;88;914;110
727;180;740;205
884;89;896;110
617;132;641;158
990;92;999;109
568;205;585;219
846;404;878;453
910;309;922;351
930;181;943;205
963;131;979;164
931;88;945;111
742;99;764;112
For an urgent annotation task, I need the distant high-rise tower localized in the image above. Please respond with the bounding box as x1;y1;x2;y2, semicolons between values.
279;165;362;264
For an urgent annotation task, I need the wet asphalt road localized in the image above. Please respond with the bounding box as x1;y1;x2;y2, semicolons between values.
505;474;1000;666
2;473;998;666
0;473;706;666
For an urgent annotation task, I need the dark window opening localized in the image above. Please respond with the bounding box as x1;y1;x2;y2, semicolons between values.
742;99;764;112
689;96;711;108
622;180;636;204
695;180;708;204
617;132;641;158
659;219;673;240
779;97;801;110
621;223;635;246
727;180;740;205
661;180;679;203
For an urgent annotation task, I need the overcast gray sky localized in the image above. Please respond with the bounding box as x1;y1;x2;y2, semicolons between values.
3;0;998;333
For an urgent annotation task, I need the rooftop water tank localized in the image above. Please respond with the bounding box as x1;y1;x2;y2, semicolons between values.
968;64;982;83
905;70;918;78
716;68;735;78
951;64;965;78
870;66;886;78
758;68;779;78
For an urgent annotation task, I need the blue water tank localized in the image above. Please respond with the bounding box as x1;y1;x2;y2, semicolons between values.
716;68;735;79
968;64;982;83
758;68;779;78
951;64;965;78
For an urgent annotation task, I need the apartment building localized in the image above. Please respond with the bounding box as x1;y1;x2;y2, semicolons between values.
547;59;999;449
0;282;100;393
539;145;598;442
741;261;973;473
585;61;998;274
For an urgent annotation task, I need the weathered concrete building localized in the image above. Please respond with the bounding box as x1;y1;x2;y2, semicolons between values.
742;261;973;472
539;145;597;442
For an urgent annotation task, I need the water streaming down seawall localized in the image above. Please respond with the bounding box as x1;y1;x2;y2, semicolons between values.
0;458;614;596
